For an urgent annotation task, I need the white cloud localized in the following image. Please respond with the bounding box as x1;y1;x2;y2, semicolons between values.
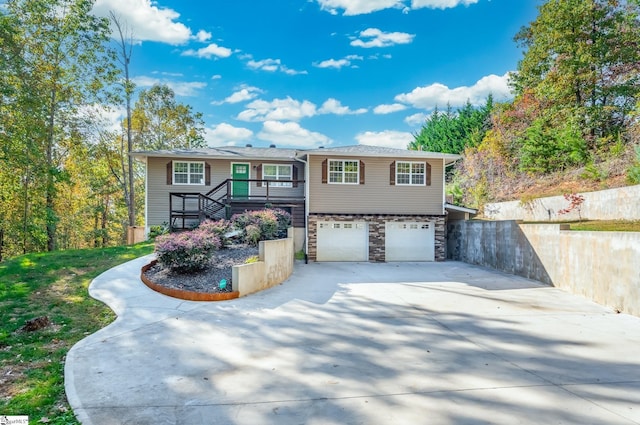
373;103;408;114
211;75;222;80
282;66;308;76
258;121;332;148
405;112;429;126
182;43;232;59
351;28;415;48
247;58;307;75
214;86;263;105
237;97;317;122
356;130;413;150
248;58;280;72
315;0;478;15
194;30;212;42
316;0;404;15
205;123;254;146
411;0;479;10
314;55;363;69
319;98;368;115
166;82;207;97
395;72;512;109
93;0;193;45
152;71;183;77
315;59;350;69
132;76;206;97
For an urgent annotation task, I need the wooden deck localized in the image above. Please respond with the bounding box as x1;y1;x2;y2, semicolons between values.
169;178;305;229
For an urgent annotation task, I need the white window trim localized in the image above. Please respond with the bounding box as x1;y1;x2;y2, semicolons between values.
173;160;205;185
263;163;293;188
396;161;426;186
328;158;360;185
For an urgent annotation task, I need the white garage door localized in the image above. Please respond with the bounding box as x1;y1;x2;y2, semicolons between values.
316;221;368;262
385;222;435;262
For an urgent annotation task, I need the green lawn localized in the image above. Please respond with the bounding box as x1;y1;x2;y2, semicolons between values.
567;220;640;232
519;220;640;232
0;242;154;424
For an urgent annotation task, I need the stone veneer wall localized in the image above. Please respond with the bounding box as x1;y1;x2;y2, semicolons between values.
307;214;446;262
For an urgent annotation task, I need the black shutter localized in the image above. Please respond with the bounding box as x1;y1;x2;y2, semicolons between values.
256;164;262;187
292;165;299;188
389;161;396;186
321;159;327;184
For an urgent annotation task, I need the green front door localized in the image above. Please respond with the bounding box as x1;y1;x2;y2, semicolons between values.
232;163;250;198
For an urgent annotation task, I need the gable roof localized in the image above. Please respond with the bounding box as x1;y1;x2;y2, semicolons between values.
131;144;461;165
130;146;298;161
299;145;460;164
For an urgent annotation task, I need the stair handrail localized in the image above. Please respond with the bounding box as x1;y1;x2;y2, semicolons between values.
204;179;231;199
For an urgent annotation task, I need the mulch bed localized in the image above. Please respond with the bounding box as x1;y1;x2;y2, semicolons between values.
143;244;259;293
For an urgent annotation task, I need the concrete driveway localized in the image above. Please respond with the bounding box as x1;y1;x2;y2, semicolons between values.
65;257;640;425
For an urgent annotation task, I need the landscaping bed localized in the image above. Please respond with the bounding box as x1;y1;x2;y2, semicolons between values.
143;244;258;294
145;208;292;300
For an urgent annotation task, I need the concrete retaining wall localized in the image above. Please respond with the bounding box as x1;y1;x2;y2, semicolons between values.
448;220;640;316
232;234;294;297
484;185;640;221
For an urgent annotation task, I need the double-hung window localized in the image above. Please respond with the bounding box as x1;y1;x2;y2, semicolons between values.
396;161;426;186
173;161;204;185
263;164;292;187
329;159;359;184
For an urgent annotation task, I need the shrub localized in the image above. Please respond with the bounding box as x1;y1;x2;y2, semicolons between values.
198;219;232;245
271;208;292;238
244;224;261;246
558;193;585;221
251;210;279;240
148;223;169;240
230;208;291;245
627;145;640;184
155;228;221;273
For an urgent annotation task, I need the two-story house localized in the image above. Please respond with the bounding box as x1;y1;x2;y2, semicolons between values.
131;144;464;262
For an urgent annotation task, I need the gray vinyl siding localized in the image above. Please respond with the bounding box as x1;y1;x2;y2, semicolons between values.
308;155;444;216
146;157;304;226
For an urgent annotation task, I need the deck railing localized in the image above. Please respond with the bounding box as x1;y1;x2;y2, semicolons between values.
170;178;305;228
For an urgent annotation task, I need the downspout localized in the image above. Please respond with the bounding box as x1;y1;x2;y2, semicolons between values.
294;152;309;263
442;158;446;216
144;156;149;236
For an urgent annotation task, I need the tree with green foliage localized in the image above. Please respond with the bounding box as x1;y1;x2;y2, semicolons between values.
410;96;493;154
511;0;640;148
131;84;206;151
1;0;116;251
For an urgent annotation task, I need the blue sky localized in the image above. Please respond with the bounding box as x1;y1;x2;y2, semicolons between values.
91;0;541;149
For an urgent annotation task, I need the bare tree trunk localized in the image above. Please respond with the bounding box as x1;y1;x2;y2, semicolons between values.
22;164;29;254
46;87;57;252
102;194;109;246
110;12;136;227
93;206;100;248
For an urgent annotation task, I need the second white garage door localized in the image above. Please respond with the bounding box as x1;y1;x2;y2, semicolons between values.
316;221;368;262
385;222;435;262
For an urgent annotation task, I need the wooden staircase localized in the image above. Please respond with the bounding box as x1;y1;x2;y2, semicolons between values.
169;178;305;230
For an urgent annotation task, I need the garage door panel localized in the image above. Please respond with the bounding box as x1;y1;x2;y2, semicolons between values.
385;222;435;262
317;221;368;262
